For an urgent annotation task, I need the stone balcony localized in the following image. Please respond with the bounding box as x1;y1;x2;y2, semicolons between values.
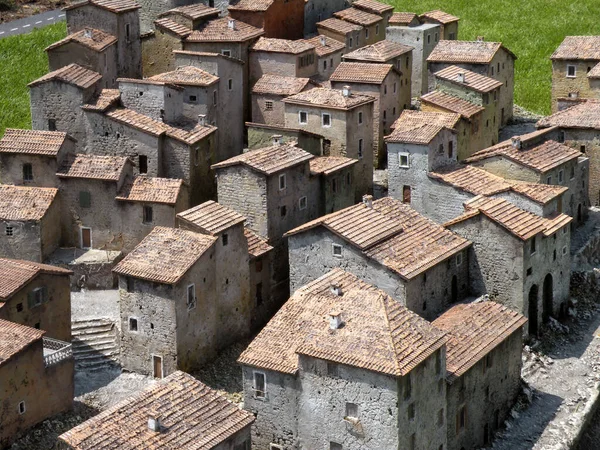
43;337;73;367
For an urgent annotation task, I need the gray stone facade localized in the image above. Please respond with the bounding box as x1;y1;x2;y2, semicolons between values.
303;0;347;36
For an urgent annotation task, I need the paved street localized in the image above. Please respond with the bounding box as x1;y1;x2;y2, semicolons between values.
0;9;64;39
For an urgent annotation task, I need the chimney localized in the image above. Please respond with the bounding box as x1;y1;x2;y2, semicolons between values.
476;36;484;42
511;136;522;149
456;72;465;84
320;35;326;46
84;29;93;39
329;312;343;330
342;85;351;97
228;19;236;30
272;134;283;146
568;91;579;99
330;284;343;297
148;415;161;432
362;194;373;208
198;114;206;127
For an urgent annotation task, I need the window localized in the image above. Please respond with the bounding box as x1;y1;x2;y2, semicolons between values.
187;284;196;310
571;166;575;179
29;287;47;307
345;402;358;419
126;277;134;292
457;406;467;432
530;237;536;254
406;57;410;68
435;32;438;42
22;163;33;182
526;267;532;276
403;373;412;399
491;66;494;76
393;82;397;93
427;34;431;44
376;24;380;35
254;371;266;398
221;49;231;57
79;191;91;208
436;351;442;374
384;85;387;95
125;23;131;42
269;445;283;450
323;59;327;70
581;145;586;153
256;282;263;305
332;243;343;257
483;93;489;104
438;408;444;427
383;110;387;121
409;434;416;450
408;402;415;420
18;401;26;415
265;101;273;111
448;141;454;158
449;32;456;40
16;303;23;312
365;28;369;39
438;143;444;154
322;113;331;127
349;37;353;48
358;111;363;124
327;362;338;377
189;95;197;102
279;173;286;190
330;442;343;450
139;155;148;174
5;226;13;236
48;119;56;131
563;245;568;255
547;176;552;184
280;205;287;217
143;206;153;224
299;111;308;125
213;90;217;106
129;317;138;332
332;178;338;193
558;170;564;183
567;65;576;78
399;152;410;168
558;131;565;143
358;139;363;159
299;196;307;210
228;79;233;90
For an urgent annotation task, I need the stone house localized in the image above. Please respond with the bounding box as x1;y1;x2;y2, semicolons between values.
45;28;119;89
283;87;375;200
0;129;75;188
114;226;250;376
445;196;572;336
316;18;363;53
333;7;385;47
238;268;448;450
0;259;72;341
159;3;219;30
0;185;61;263
57;371;255;450
330;62;405;168
29;63;102;147
309;156;357;216
353;0;394;27
304;35;345;81
244;228;274;329
465;128;590;224
0;319;73;449
228;0;305;40
419;10;459;40
251;74;313;126
537;100;600;205
433;301;526;450
64;0;142;78
303;0;346;37
427;40;517;126
286;196;472;320
550;36;600;112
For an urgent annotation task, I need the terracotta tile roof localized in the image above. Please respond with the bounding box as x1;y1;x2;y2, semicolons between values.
104;108;168;136
245;228;272;259
64;0;140;13
159;3;219;20
186;18;264;43
153;18;192;38
284;87;375;110
433;301;526;382
177;201;246;235
0;319;44;367
510;183;568;205
420;90;484;120
58;371;255;450
428;40;516;64
389;12;418;26
228;0;273;11
116;176;183;205
0;129;71;156
330;62;396;84
353;0;393;15
82;89;121;112
304;35;345;56
537;100;600;129
238;268;446;376
387;110;459;144
587;62;600;78
309;156;357;175
46;28;117;53
252;74;311;96
251;37;315;54
150;66;219;86
551;36;600;61
316;17;362;35
28;63;101;89
343;40;413;62
0;185;58;221
419;10;460;24
0;259;71;301
465;137;581;173
334;7;383;26
57;154;129;181
212;143;313;175
113;227;216;284
434;65;503;93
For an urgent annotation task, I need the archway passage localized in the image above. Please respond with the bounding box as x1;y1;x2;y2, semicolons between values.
529;285;539;336
451;275;458;303
543;274;553;323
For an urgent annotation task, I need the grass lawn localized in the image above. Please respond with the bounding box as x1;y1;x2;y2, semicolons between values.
0;22;66;137
392;0;600;115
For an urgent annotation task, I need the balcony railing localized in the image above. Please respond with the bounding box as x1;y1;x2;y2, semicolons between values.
43;337;73;367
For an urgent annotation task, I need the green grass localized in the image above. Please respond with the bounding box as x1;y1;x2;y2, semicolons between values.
391;0;600;115
0;22;66;137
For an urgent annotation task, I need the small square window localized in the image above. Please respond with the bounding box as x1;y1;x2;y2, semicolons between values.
279;174;287;190
399;153;409;168
129;317;138;332
358;111;363;124
254;371;266;398
48;119;57;131
139;155;148;174
143;206;153;224
280;205;287;217
5;226;13;236
189;95;197;102
526;267;533;276
34;322;40;329
187;284;196;310
16;303;23;312
456;252;463;266
299;111;308;125
299;196;307;210
221;233;229;246
228;79;233;90
567;65;576;78
332;244;343;257
222;49;231;57
324;60;328;70
558;170;564;183
18;401;26;415
265;100;273;111
322;113;331;127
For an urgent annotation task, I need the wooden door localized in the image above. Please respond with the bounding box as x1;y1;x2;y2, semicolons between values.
402;185;411;204
81;228;91;249
153;355;163;378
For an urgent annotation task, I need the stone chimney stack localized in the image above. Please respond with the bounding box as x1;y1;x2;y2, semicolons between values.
320;35;326;46
329;312;343;330
456;72;465;84
363;194;373;208
272;134;283;146
342;85;351;97
330;284;343;297
148;415;161;432
84;29;93;39
511;136;522;149
228;19;236;30
198;114;206;127
477;36;485;42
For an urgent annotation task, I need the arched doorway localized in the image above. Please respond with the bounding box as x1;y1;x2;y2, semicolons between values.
451;275;458;303
543;274;553;323
528;285;539;336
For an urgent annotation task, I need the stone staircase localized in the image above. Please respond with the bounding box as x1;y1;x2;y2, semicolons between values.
71;318;120;370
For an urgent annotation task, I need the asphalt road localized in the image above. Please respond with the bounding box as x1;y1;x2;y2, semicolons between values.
0;9;65;39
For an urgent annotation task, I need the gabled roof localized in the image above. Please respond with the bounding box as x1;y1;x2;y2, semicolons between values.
428;40;516;64
434;65;503;93
116;176;183;205
420;90;484;120
343;39;413;62
419;10;459;25
45;28;117;53
149;66;219;87
587;62;600;78
0;259;71;301
153;18;192;38
388;12;419;26
251;37;315;54
82;89;121;112
0;129;72;156
433;301;526;382
283;87;375;110
228;0;273;12
334;7;383;26
64;0;140;13
113;227;216;284
0;185;58;221
537;100;600;129
159;4;219;20
252;74;311;96
186;18;264;43
177;200;246;235
0;319;44;367
57;154;129;181
309;156;357;175
245;228;272;259
330;62;397;84
28;63;102;89
238;268;446;376
353;0;393;15
510;183;568;205
212;143;313;175
304;35;345;57
551;36;600;61
316;17;362;35
58;371;255;450
386;110;459;144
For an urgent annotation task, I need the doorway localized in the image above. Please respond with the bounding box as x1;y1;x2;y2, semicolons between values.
543;274;553;323
528;285;539;336
153;355;163;378
80;227;92;249
403;185;411;204
577;204;582;222
451;275;458;303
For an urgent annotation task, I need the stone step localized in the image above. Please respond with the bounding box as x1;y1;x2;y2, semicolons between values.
72;324;115;336
74;349;119;361
72;318;114;330
76;358;119;371
72;343;118;355
72;335;117;347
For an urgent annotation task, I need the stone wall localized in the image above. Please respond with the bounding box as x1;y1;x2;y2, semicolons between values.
303;0;345;36
249;50;317;86
551;60;600;113
319;166;355;216
315;49;343;81
119;80;184;123
0;220;43;262
563;128;600;205
246;124;323;156
251;93;287;126
142;30;182;77
40;193;62;260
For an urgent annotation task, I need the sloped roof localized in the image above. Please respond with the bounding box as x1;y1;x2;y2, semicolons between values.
154;18;192;38
252;74;311;96
316;17;362;35
116;176;183;204
304;35;345;57
251;37;315;54
283;87;375;110
238;268;446;376
419;10;460;24
537;100;600;129
186;18;264;43
0;319;44;367
389;12;419;26
334;7;383;26
343;40;413;62
245;228;272;259
57;154;129;181
420;90;484;119
330;62;396;84
177;201;246;235
46;28;117;53
58;371;255;450
82;89;121;112
587;62;600;78
434;65;503;93
28;63;102;89
212;143;313;175
551;36;600;61
64;0;140;13
387;110;459;144
159;3;219;20
309;156;357;175
428;40;516;64
149;66;219;86
228;0;273;11
0;185;58;221
0;259;71;301
0;129;71;156
353;0;393;15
